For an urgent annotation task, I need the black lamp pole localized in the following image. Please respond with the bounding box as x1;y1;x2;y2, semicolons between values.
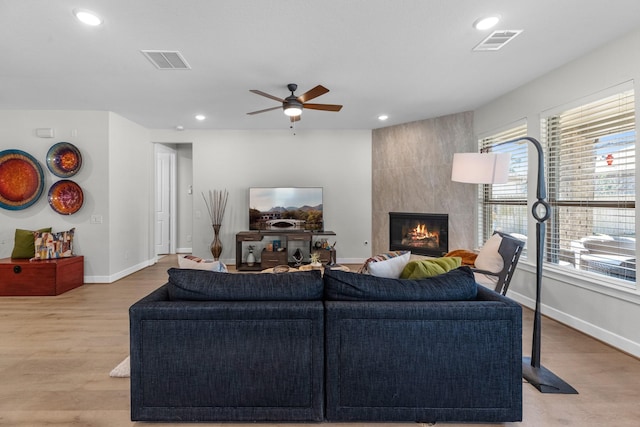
494;137;577;394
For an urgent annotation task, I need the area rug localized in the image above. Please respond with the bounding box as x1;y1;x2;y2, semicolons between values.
110;356;130;378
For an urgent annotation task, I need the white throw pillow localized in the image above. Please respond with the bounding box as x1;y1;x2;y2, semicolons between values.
368;251;411;278
474;233;503;273
178;255;228;272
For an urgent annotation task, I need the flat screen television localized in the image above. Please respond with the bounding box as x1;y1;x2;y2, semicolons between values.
249;187;323;231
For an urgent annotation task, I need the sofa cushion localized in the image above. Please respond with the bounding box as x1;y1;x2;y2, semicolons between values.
400;256;462;279
32;228;75;259
324;266;477;301
11;227;51;258
357;250;410;277
167;268;323;301
474;232;503;273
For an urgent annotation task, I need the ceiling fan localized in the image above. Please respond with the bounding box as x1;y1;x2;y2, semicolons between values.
247;83;343;122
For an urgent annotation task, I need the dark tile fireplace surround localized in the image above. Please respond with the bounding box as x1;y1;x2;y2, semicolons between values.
389;212;449;257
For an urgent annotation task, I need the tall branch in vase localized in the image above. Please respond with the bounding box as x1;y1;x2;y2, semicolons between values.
202;189;229;260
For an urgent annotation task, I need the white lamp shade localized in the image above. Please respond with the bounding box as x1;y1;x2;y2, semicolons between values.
451;152;511;184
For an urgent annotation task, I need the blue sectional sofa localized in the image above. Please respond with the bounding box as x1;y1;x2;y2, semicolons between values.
129;266;522;423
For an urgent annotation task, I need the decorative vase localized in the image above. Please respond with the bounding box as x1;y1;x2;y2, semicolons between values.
210;224;222;260
246;248;256;266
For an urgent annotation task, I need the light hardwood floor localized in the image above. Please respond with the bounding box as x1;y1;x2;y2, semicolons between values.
1;255;639;426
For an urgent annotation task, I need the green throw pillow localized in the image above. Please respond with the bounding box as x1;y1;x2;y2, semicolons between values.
400;256;462;279
11;227;52;259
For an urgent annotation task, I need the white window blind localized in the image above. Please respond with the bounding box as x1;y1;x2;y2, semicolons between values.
542;89;636;284
478;124;528;248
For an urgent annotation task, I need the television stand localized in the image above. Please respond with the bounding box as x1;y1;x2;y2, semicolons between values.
235;230;336;271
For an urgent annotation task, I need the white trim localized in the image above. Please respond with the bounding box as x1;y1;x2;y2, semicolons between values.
83;258;156;284
509;286;640;358
541;80;635;117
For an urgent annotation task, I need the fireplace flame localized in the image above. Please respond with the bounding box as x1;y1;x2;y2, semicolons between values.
409;223;439;244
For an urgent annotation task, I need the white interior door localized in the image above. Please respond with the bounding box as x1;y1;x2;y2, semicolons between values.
155;144;176;255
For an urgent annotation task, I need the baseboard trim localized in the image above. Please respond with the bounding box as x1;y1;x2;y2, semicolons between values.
83;258;156;284
509;291;640;359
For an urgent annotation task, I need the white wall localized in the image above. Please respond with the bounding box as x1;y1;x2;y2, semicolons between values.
0;110;111;278
176;144;193;253
150;129;372;266
0;110;153;282
474;27;640;357
107;113;154;281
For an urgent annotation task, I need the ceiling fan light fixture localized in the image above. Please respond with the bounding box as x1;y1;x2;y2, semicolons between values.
283;98;303;116
284;107;302;117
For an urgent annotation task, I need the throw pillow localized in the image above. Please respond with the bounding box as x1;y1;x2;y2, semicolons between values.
400;256;462;279
358;250;411;278
11;227;51;259
167;268;324;301
474;233;504;273
32;228;75;260
324;266;477;301
177;255;228;272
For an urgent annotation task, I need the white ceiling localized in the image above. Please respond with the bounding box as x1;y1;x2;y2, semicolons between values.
3;0;640;131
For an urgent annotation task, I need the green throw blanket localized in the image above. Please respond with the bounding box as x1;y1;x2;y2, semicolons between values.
400;257;462;279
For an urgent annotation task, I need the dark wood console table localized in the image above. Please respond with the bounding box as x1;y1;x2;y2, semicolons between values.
235;231;336;271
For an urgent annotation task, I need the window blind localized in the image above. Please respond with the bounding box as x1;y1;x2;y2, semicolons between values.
478;124;528;249
542;89;636;284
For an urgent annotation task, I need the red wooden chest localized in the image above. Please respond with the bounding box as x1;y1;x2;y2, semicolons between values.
0;256;84;296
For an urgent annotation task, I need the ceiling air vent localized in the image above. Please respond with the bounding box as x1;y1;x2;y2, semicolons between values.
141;50;191;69
473;30;523;51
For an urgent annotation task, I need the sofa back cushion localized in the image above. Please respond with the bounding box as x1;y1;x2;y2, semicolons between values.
167;268;324;301
324;266;477;301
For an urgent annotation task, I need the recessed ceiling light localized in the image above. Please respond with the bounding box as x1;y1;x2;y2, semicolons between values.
473;15;500;30
378;115;389;121
195;114;206;121
73;9;103;26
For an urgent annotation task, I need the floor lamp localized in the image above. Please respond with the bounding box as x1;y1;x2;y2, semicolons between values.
452;136;578;394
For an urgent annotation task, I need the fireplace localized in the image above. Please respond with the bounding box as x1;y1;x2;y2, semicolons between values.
389;212;449;257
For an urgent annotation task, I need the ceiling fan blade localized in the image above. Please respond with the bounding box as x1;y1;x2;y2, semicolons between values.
297;85;329;103
303;103;343;112
290;115;301;122
249;89;285;103
247;106;282;115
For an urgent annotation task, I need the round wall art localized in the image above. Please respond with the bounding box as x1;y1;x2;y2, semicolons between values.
46;142;82;177
0;149;45;210
48;179;84;215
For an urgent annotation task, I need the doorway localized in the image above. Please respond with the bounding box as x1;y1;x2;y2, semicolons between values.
154;144;177;256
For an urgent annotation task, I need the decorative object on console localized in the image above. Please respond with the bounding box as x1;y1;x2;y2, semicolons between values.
0;149;45;211
202;189;229;260
246;246;256;266
452;136;577;394
32;228;75;260
292;248;304;266
11;227;52;259
46;142;82;177
309;252;322;268
48;179;84;214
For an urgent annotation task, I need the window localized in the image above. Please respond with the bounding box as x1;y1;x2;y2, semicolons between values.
542;89;636;284
478;124;529;249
